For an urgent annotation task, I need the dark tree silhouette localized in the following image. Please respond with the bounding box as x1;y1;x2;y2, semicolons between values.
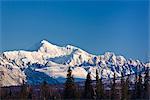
135;73;143;99
8;88;12;98
27;85;33;99
64;67;77;99
133;70;138;99
125;75;129;99
121;73;125;100
121;73;129;100
143;68;150;99
95;69;104;99
20;81;28;99
40;81;51;100
84;72;95;99
111;72;116;100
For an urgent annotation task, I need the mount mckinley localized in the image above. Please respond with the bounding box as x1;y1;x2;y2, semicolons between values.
0;40;150;86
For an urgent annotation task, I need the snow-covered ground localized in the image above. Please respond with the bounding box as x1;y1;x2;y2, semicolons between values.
0;40;149;86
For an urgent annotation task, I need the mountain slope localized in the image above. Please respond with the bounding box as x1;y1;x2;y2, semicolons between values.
0;40;149;86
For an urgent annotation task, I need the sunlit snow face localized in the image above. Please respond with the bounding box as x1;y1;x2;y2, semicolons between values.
1;40;149;86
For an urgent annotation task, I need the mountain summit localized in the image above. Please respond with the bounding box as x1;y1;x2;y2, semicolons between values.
0;40;149;86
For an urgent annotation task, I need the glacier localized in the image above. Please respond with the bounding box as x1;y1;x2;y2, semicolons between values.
0;40;149;86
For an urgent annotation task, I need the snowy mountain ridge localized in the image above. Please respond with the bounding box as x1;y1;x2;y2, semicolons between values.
0;40;149;86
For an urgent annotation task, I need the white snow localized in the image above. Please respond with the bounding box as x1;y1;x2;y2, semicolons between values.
0;40;149;86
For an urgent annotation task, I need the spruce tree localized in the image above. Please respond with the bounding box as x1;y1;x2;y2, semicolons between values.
136;73;143;99
84;72;94;99
40;81;50;100
20;80;28;99
134;70;138;99
27;85;33;99
111;72;116;100
95;69;104;99
121;72;125;100
125;75;129;99
8;88;12;98
64;67;77;99
143;68;150;99
121;73;129;100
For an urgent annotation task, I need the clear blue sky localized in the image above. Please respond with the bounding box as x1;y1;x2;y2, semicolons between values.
1;0;149;62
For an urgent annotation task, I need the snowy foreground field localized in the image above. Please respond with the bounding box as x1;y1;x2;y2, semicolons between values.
0;40;150;86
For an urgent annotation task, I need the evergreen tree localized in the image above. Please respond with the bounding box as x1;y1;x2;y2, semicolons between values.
27;85;33;99
95;69;104;99
121;73;129;100
143;68;150;99
40;81;50;100
111;72;116;100
133;70;138;99
121;72;125;100
84;72;95;99
20;81;28;99
8;88;12;98
136;73;143;99
125;75;129;100
64;67;77;99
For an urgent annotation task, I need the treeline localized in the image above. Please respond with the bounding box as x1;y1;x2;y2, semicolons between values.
1;67;150;100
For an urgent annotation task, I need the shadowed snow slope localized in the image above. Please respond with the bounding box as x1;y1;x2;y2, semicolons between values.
0;40;149;86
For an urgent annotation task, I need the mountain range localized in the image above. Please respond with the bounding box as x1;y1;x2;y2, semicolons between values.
0;40;149;86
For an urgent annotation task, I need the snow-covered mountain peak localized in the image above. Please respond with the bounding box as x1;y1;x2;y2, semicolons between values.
0;40;150;86
38;40;61;52
41;39;50;44
38;40;72;57
41;40;59;48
